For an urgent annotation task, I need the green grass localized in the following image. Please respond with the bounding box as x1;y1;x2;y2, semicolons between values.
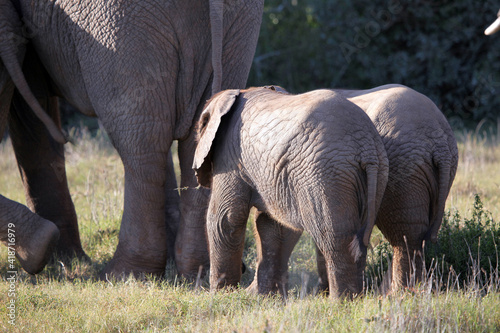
0;128;499;332
449;129;500;219
1;279;499;332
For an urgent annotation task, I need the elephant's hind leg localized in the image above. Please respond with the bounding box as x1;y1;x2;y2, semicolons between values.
389;231;425;291
248;211;302;296
310;213;368;299
97;109;175;278
377;213;428;291
315;237;367;299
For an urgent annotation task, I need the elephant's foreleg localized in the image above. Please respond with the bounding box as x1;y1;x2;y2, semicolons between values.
174;133;210;279
248;211;302;296
207;176;251;291
0;195;59;274
9;92;86;260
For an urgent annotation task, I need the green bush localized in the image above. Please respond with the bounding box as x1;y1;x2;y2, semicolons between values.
366;195;499;288
425;194;499;286
365;237;393;289
248;0;500;129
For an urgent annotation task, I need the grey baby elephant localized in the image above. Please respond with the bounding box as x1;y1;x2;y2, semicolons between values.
193;86;389;298
261;84;458;295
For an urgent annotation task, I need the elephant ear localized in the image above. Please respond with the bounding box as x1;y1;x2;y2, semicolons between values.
193;89;240;188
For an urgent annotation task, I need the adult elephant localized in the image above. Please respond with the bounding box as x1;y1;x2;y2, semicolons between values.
0;0;264;278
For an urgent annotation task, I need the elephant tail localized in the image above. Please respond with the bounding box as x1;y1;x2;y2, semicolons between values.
351;162;384;262
0;1;67;144
427;157;454;243
1;51;67;144
362;163;384;248
209;0;223;95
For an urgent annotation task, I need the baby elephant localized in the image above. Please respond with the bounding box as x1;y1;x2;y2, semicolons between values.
193;87;389;298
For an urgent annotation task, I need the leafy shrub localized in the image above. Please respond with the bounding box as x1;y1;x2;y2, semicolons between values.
365;237;393;289
365;195;499;289
248;0;500;129
425;194;499;286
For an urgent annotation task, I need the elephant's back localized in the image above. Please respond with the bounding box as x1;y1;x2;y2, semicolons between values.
353;86;455;170
360;86;450;137
241;89;381;167
240;89;385;230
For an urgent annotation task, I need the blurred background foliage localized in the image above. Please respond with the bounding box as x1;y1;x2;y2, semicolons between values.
247;0;500;130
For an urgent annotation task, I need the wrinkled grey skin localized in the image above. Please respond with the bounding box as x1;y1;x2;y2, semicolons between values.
0;0;264;277
315;84;458;292
251;84;458;295
0;195;60;274
339;84;458;291
193;87;389;298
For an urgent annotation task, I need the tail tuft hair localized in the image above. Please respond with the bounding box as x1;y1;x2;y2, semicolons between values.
349;233;366;263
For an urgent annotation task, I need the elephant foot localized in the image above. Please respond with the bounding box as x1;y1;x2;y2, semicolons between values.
16;219;60;274
54;245;90;267
246;280;259;294
100;251;167;281
52;226;89;263
174;243;210;280
246;275;284;296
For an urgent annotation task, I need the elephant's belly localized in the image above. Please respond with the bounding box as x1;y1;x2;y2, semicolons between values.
22;3;97;116
259;198;304;231
62;92;97;117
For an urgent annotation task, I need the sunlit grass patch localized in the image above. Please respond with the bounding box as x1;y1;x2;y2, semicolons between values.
449;129;500;218
0;129;499;332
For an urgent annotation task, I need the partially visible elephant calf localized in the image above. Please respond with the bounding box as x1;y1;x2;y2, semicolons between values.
333;84;459;292
193;87;389;298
